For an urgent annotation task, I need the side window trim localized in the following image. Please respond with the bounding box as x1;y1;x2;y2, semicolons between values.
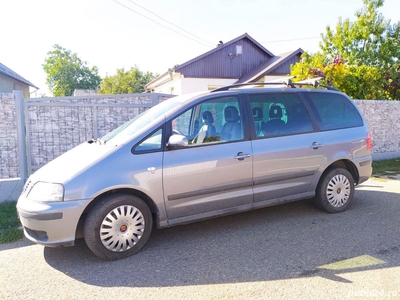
237;93;253;141
298;92;321;132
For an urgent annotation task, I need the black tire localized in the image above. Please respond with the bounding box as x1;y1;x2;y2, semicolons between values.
84;193;152;260
313;168;355;213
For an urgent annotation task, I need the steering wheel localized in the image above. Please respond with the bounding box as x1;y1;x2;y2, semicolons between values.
172;129;184;135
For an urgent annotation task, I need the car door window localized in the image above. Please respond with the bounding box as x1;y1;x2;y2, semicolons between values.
172;96;244;146
249;93;313;137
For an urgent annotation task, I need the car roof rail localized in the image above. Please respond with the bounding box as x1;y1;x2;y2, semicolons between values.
211;82;287;92
290;77;339;91
211;79;339;92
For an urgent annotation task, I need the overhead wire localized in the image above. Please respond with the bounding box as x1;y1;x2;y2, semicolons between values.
112;0;320;49
261;36;320;44
111;0;215;48
127;0;215;47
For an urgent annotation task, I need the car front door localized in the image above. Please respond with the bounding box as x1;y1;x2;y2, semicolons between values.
163;95;253;224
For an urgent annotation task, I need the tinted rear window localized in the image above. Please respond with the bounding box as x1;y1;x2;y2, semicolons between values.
307;92;363;130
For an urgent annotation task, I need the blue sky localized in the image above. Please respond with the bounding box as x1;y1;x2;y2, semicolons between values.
1;0;399;97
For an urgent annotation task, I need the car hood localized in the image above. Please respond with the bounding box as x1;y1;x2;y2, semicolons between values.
29;142;117;184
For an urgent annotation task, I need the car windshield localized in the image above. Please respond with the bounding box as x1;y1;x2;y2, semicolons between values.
101;92;202;144
101;99;179;144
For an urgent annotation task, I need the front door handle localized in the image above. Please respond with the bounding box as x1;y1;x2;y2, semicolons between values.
234;152;251;161
310;142;323;150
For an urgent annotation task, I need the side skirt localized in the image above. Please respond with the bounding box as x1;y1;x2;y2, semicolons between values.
162;191;315;228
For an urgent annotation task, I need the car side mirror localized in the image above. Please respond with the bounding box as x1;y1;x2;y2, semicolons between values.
167;134;188;149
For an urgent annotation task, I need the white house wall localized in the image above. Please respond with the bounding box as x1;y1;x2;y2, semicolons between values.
153;76;238;95
0;73;30;97
180;78;237;94
150;73;181;94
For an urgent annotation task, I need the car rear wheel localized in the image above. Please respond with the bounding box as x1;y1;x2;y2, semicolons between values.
84;193;152;260
314;168;355;213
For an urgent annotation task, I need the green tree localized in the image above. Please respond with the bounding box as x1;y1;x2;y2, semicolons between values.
291;53;389;99
291;0;400;99
320;0;400;67
98;66;157;94
43;44;101;96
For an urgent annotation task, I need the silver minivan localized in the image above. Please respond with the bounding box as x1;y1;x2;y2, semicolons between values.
17;84;373;260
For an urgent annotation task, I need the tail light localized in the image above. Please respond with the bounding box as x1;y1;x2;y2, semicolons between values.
366;132;372;150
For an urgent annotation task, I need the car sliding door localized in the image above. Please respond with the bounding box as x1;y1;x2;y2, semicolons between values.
249;92;325;204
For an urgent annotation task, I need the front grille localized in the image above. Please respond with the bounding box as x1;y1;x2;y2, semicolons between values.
21;180;33;196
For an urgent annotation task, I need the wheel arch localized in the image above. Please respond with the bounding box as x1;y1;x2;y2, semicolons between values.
324;159;359;184
76;188;160;239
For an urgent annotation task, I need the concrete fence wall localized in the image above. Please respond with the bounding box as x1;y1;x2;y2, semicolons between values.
24;92;173;174
0;91;399;201
354;100;400;154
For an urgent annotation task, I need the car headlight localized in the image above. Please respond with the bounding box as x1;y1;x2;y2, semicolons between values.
27;182;64;202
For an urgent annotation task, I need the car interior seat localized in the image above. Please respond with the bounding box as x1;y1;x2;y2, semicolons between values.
262;105;285;136
220;106;242;140
192;111;216;144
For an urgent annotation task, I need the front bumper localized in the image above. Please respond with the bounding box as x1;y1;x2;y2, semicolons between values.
17;196;89;247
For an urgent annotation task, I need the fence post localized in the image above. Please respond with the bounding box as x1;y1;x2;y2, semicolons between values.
14;90;28;182
151;94;160;107
93;105;98;139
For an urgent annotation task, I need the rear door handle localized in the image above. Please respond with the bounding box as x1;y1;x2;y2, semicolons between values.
310;142;323;150
234;152;251;161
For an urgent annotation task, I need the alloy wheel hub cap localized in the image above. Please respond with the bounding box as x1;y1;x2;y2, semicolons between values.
326;174;350;207
99;205;145;252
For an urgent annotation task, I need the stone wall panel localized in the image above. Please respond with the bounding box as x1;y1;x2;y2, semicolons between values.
354;100;400;153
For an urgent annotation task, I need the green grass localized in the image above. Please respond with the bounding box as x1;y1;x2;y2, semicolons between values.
372;158;400;179
0;201;23;244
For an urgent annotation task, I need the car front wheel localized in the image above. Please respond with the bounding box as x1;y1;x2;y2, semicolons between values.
314;168;355;213
84;193;152;260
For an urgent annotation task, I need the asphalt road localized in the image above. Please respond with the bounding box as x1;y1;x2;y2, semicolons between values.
1;178;400;300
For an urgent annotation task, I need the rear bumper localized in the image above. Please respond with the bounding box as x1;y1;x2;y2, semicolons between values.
355;155;373;184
